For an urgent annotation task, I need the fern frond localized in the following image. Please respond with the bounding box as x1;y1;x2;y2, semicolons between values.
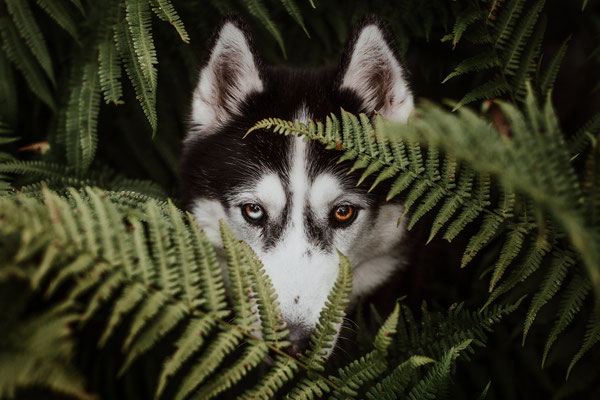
281;0;310;37
244;0;287;58
155;315;216;397
523;250;574;342
115;20;157;133
453;77;510;110
567;298;600;379
220;220;259;331
239;356;298;400
35;0;79;40
149;0;190;43
190;340;269;400
539;36;570;96
98;39;124;105
365;355;434;400
300;251;352;372
4;0;55;83
240;242;289;346
542;273;591;367
568;113;600;157
125;0;158;90
0;17;54;109
406;340;472;400
173;327;244;400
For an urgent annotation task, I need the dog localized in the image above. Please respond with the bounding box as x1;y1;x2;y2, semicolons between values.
180;16;414;355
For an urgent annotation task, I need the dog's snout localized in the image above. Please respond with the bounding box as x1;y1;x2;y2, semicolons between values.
284;322;311;356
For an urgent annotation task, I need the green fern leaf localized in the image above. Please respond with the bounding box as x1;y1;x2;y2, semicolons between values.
187;213;228;314
126;0;158;90
0;17;54;109
300;251;352;372
115;20;158;133
365;355;434;400
449;9;482;47
239;356;299;400
119;301;188;375
493;0;525;50
240;242;289;346
453;76;511;110
191;340;270;400
35;0;79;40
568;113;600;156
244;0;287;58
329;351;388;399
5;0;55;83
511;16;546;100
97;282;147;347
523;250;574;342
98;40;124;105
502;0;545;76
155;315;216;398
442;51;500;83
168;201;204;307
567;298;600;379
539;36;570;96
488;224;526;291
542;273;591;367
406;340;473;400
281;0;310;37
220;220;259;331
461;215;502;268
149;0;190;43
174;327;244;400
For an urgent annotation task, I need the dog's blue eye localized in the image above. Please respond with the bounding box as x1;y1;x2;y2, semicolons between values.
242;203;265;223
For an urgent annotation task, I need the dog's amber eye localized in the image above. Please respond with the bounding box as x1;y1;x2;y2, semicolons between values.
242;203;265;223
333;205;355;223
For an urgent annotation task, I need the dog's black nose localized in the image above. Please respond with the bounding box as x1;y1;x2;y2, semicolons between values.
284;322;311;356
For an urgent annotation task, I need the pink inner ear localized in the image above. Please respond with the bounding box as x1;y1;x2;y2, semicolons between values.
339;25;414;122
189;23;263;136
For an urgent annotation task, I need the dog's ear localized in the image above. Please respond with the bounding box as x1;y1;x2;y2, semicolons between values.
337;18;413;122
190;18;263;136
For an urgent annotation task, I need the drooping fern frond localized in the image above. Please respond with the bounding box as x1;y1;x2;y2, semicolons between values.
244;0;287;59
35;0;79;41
126;0;158;92
4;0;55;84
149;0;190;43
443;0;572;107
0;16;55;109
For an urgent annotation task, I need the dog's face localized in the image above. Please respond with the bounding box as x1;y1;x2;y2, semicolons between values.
180;17;413;354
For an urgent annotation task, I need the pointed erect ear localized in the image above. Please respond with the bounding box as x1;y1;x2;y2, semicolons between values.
337;18;414;122
189;19;263;136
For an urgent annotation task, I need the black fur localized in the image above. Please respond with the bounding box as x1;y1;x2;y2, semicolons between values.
180;16;403;250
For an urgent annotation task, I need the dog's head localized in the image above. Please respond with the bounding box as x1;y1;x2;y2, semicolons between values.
180;16;413;355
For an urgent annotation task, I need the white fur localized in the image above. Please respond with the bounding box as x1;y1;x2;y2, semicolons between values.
340;25;414;122
191;95;407;353
189;22;263;138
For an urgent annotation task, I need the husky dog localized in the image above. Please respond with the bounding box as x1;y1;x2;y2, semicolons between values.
180;16;414;355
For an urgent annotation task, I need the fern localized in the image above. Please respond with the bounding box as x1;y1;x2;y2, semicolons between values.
0;186;517;399
0;16;55;109
443;0;573;106
244;0;287;58
4;0;55;84
35;0;79;41
249;86;600;371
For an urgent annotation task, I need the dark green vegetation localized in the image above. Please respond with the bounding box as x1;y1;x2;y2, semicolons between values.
1;0;599;399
